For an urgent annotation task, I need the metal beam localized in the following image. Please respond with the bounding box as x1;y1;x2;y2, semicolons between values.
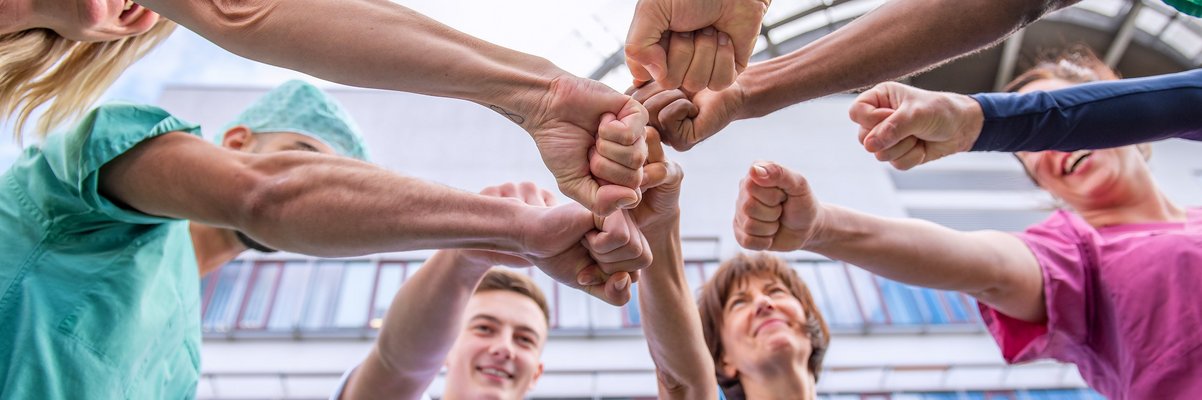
994;29;1026;92
1105;0;1145;68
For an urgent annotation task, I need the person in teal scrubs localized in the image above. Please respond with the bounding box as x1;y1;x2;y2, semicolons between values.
0;80;646;398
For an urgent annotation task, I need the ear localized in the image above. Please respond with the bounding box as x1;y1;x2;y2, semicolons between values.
1137;143;1153;161
719;354;739;381
526;362;545;393
221;126;255;151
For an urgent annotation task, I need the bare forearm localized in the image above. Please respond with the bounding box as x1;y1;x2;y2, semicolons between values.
349;251;488;399
198;154;533;257
736;0;1068;119
638;223;718;400
142;0;563;118
805;205;1043;320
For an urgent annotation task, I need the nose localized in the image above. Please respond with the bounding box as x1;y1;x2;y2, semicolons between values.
488;338;515;361
753;293;776;316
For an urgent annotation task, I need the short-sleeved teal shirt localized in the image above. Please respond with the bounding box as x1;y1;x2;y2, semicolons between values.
0;103;205;398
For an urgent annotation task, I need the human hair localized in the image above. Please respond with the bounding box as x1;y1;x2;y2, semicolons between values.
696;253;830;400
1004;45;1150;187
475;269;551;326
0;18;176;142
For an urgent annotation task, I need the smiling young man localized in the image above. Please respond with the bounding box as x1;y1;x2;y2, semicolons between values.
333;183;567;400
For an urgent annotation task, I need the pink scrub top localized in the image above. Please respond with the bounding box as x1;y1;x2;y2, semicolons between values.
978;208;1202;399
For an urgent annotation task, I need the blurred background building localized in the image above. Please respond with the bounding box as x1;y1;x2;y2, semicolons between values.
4;0;1201;398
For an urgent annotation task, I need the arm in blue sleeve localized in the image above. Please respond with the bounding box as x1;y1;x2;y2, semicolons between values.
969;69;1202;152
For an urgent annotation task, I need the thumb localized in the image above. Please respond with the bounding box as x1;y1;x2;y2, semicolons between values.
625;12;669;85
748;162;810;197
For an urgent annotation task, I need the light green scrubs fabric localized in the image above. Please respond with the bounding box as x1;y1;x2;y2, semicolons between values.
0;103;204;399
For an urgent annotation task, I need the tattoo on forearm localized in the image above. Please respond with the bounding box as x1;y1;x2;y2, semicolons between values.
488;105;525;124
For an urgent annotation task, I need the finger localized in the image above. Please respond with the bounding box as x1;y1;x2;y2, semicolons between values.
595;137;649;170
734;213;780;237
658;98;700;151
644;127;664;163
517;181;545;206
849;103;894;134
479;185;501;197
874;135;918;163
541;189;557;207
747;162;811;197
733;221;773;251
641;89;689;131
665;30;696;90
738;194;783;222
707;32;736;90
889;141;928;171
600;109;648;147
590;149;643;189
625;6;670;85
587;272;632;306
592;184;641;215
863;109;912;153
742;175;787;206
576;264;607;286
682;27;718;94
584;210;634;254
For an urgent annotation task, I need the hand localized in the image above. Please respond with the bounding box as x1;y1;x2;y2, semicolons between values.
628;128;683;232
626;0;771;92
849;81;985;170
519;194;652;306
453;183;553;268
733;161;824;252
630;80;745;151
529;76;650;216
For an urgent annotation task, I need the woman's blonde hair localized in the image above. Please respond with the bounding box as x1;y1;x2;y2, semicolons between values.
0;18;176;142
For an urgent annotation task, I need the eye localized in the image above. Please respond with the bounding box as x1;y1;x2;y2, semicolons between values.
769;287;789;296
472;324;495;335
727;297;747;310
516;335;537;348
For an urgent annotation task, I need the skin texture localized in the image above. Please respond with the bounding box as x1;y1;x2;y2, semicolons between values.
718;275;816;400
637;0;1076;151
625;0;770;92
1;0;160;41
625;129;718;400
129;0;648;216
99;128;648;306
732;160;1047;323
848;81;984;170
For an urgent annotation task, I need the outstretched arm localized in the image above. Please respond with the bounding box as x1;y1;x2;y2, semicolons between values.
849;69;1202;169
640;0;1077;151
340;250;493;400
137;0;648;215
734;161;1046;322
100;133;647;305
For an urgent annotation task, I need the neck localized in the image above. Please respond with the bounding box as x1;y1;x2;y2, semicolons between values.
189;223;247;276
1076;184;1186;228
740;362;816;400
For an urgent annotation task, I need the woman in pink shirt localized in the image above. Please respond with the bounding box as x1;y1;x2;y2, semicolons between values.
731;50;1202;399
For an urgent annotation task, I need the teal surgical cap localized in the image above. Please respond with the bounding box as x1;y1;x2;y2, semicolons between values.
223;80;369;161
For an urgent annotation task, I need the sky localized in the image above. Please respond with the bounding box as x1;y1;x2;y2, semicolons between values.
0;0;638;169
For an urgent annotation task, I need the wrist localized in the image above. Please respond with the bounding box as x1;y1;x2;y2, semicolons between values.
952;93;984;152
479;58;570;131
799;204;834;252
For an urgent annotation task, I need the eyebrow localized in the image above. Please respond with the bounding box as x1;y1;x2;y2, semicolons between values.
469;314;543;341
292;141;320;153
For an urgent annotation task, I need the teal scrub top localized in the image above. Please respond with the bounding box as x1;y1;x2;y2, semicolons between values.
0;103;205;399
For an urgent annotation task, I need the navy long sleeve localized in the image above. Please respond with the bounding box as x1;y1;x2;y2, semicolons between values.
970;69;1202;152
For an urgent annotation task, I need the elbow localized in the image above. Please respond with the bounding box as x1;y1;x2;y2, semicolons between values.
196;0;277;38
229;163;296;235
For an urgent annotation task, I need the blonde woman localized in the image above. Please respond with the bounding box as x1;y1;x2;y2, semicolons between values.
0;0;174;140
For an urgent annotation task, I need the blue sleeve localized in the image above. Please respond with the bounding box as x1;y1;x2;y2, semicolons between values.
969;69;1202;152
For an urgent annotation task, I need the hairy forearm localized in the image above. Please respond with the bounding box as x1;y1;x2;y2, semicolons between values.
638;222;718;400
142;0;563;119
233;153;534;257
349;251;488;399
736;0;1067;119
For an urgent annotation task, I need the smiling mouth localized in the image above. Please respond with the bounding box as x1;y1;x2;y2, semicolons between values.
753;319;789;337
1063;151;1093;175
478;366;514;381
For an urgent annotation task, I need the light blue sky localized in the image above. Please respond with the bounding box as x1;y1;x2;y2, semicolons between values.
0;0;634;169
